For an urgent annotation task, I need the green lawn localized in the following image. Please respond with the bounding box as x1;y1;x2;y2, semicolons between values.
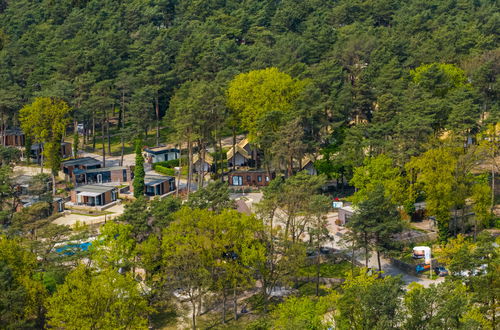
298;260;354;278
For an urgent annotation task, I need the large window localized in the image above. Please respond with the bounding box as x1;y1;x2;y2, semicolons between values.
257;175;262;182
232;176;243;186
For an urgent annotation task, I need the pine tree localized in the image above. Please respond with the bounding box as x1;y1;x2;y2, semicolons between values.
133;141;145;198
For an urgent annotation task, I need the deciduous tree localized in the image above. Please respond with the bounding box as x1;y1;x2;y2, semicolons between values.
19;97;71;192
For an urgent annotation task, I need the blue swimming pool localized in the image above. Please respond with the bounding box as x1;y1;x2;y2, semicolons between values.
55;242;92;256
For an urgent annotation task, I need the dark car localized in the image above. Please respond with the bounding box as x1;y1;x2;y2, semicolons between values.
434;266;449;276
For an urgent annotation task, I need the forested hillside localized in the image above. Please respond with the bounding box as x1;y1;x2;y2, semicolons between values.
0;0;498;152
0;1;499;329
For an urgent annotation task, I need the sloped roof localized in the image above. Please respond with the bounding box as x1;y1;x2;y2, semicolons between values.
192;153;214;165
226;145;251;160
300;154;323;169
237;138;250;148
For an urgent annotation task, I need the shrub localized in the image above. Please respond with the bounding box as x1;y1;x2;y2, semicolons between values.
152;159;180;169
154;165;175;176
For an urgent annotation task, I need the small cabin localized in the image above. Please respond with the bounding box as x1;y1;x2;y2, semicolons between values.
144;146;180;164
71;185;118;207
227;138;258;168
31;142;72;164
16;196;64;214
192;153;214;173
301;156;320;175
338;205;355;226
73;166;133;186
0;128;25;147
143;174;176;197
61;157;102;180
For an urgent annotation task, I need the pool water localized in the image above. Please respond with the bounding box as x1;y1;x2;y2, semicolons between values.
55;242;92;256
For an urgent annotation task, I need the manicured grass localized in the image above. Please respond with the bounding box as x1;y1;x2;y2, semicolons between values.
297;282;331;296
78;126;173;156
298;260;354;278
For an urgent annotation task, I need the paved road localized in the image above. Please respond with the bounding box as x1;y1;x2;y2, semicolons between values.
326;219;444;288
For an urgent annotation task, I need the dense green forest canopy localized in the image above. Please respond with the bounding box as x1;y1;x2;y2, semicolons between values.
0;0;497;143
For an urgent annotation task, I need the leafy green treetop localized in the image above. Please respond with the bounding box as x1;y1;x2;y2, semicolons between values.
19;97;71;192
227;67;306;141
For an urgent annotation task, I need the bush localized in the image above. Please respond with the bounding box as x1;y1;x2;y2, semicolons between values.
152;159;180;170
154;165;175;176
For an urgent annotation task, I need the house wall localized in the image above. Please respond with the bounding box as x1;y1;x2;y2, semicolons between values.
51;200;64;214
61;143;72;158
4;134;25;147
229;153;247;166
110;168;132;182
303;162;317;175
148;151;179;163
228;172;272;187
103;191;112;204
70;190;77;203
193;161;211;173
338;208;353;225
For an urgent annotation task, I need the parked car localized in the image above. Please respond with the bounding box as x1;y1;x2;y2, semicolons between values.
434;266;449;276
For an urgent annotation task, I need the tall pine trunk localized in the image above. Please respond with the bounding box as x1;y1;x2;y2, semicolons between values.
155;93;160;147
222;289;226;324
176;142;181;196
101;119;106;168
92;114;96;151
187;134;193;197
120;91;126;166
40;146;44;173
232;126;236;171
199;142;206;188
107;104;112;155
219;134;224;182
233;287;238;321
288;154;293;177
1;112;5;146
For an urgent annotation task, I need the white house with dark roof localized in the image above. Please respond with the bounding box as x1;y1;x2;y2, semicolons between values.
144;146;180;163
70;185;118;207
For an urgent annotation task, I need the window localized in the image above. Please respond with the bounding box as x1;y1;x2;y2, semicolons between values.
246;176;251;182
232;176;243;186
123;169;127;182
265;176;269;182
257;176;262;182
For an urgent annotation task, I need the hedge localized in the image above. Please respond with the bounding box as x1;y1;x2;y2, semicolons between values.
154;165;175;176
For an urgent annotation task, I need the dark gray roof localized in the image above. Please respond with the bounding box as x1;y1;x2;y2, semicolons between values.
74;166;127;174
144;146;180;155
2;128;23;136
62;157;101;167
144;174;174;186
75;185;117;193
